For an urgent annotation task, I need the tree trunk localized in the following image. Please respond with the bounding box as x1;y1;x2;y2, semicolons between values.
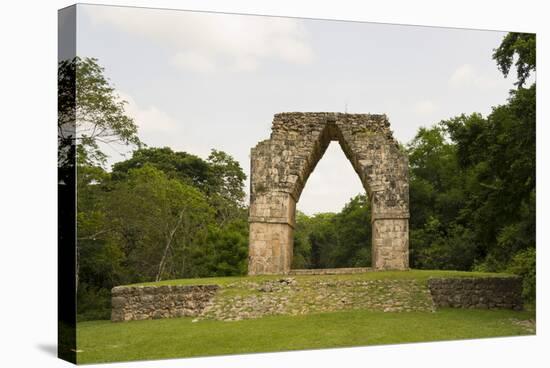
156;208;186;282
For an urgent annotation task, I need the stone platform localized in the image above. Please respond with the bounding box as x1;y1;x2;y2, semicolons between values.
289;267;372;275
111;275;523;322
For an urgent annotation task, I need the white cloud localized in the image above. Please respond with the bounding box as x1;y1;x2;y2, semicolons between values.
117;91;179;133
449;63;498;89
413;99;437;115
86;6;313;72
171;51;217;73
449;63;475;86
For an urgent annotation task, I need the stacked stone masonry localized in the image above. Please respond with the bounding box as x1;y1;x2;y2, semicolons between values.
428;277;523;310
111;285;219;322
249;112;409;274
111;276;523;322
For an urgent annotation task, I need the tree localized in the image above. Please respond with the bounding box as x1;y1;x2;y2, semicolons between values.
493;32;536;87
76;155;249;318
406;123;469;269
293;195;371;269
292;211;313;269
76;164;111;289
58;57;142;166
206;149;247;225
307;213;337;268
207;149;247;205
444;85;535;270
201;219;249;276
408;124;465;225
506;247;536;302
111;147;211;190
330;195;372;267
410;216;477;270
112;147;247;226
105;165;214;281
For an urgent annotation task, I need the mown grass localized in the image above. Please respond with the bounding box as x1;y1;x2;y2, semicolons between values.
77;308;534;364
130;269;514;287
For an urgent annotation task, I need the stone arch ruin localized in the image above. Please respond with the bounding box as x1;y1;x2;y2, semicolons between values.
248;112;409;275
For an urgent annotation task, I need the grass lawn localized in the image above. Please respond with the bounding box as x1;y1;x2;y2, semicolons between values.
129;269;515;287
77;307;535;364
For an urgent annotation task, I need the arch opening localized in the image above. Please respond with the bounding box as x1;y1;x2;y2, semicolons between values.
296;140;365;216
293;140;371;270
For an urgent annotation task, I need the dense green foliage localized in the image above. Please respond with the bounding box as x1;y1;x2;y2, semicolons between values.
77;307;534;363
292;195;372;269
73;32;536;320
58;57;142;167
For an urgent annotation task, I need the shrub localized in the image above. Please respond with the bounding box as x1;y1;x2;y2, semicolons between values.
506;247;536;303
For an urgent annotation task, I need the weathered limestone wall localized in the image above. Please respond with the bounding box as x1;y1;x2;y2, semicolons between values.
111;285;219;322
428;277;523;310
110;276;524;322
249;112;409;274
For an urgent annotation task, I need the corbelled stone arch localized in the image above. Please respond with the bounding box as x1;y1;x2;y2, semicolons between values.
248;112;409;275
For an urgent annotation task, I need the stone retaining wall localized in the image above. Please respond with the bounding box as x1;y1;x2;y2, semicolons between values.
111;285;219;322
428;277;523;310
111;276;524;322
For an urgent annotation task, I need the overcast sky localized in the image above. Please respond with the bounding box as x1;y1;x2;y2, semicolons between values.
76;4;517;215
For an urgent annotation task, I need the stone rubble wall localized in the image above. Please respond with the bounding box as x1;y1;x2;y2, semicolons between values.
111;285;219;322
110;276;523;322
428;277;523;310
200;278;435;321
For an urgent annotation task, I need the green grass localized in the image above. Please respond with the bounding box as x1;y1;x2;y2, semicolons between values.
79;270;526;363
77;308;534;364
130;269;515;287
